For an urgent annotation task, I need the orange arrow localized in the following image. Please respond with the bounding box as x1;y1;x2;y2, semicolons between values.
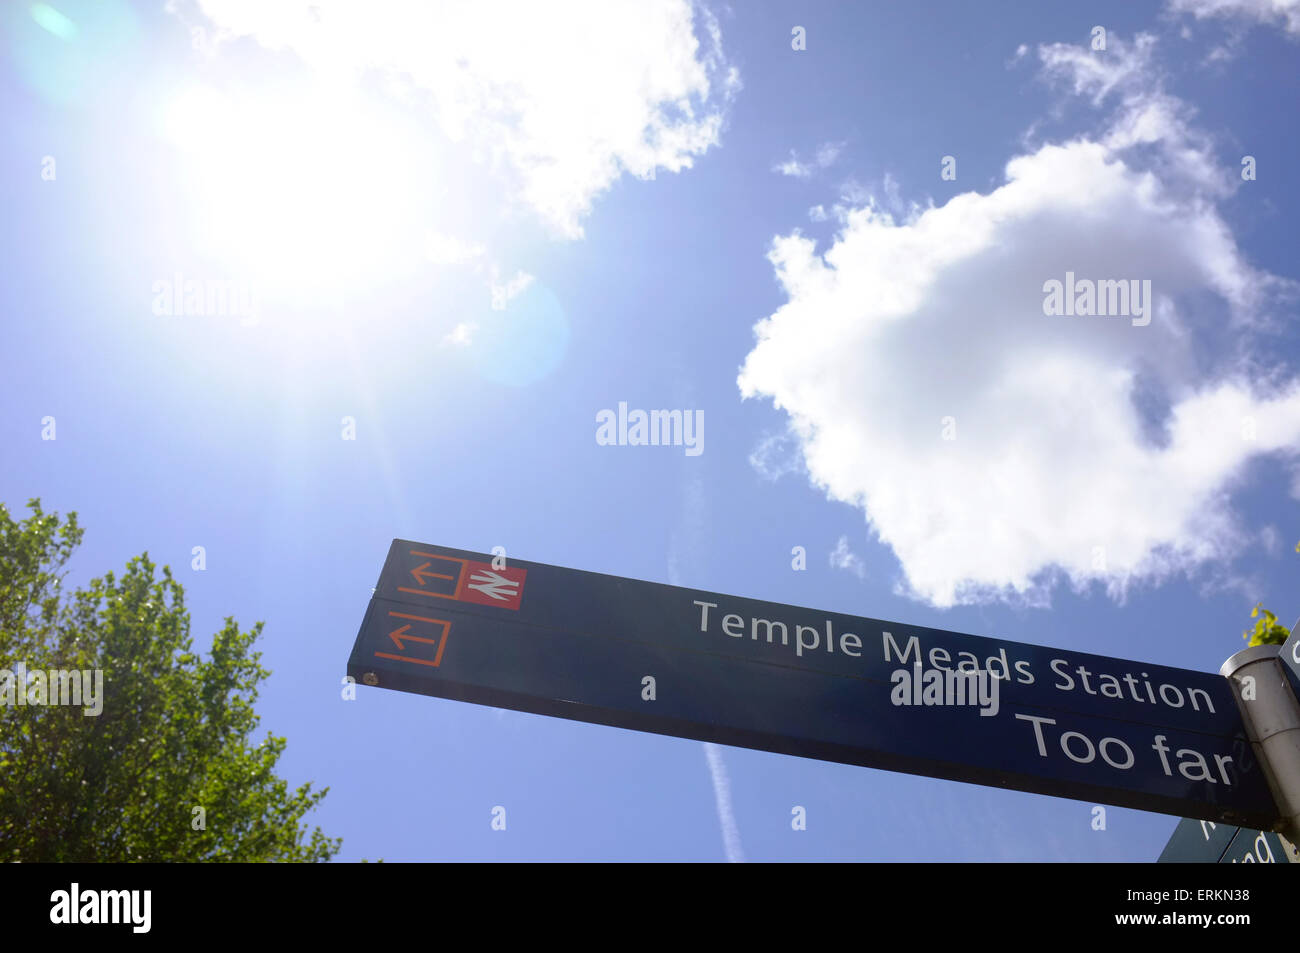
410;561;454;587
388;624;441;652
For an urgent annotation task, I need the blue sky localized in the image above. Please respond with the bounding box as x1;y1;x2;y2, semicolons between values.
3;0;1299;861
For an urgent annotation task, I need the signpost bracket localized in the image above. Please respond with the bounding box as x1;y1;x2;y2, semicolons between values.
1220;644;1300;842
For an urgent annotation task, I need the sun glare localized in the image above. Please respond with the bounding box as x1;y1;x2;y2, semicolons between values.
161;82;437;301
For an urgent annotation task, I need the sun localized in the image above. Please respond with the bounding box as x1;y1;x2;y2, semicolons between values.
161;80;439;302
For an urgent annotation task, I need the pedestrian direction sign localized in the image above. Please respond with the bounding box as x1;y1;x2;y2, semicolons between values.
1158;817;1240;863
347;540;1282;828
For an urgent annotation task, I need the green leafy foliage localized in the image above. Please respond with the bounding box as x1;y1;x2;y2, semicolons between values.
1243;602;1290;648
1238;539;1300;648
0;499;340;861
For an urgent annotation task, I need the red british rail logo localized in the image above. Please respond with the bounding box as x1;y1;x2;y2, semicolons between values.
396;550;528;611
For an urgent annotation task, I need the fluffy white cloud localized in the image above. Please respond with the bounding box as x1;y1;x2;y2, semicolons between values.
739;35;1300;607
1036;32;1159;105
1037;35;1230;196
1167;0;1300;36
187;0;738;238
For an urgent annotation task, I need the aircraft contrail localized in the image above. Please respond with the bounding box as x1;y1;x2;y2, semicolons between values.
668;487;744;864
703;742;745;863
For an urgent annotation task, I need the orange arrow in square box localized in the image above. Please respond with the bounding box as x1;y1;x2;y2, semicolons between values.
374;609;451;668
397;549;528;611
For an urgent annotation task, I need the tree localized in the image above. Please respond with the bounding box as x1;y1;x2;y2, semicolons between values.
1243;603;1290;647
0;499;340;861
1240;541;1299;648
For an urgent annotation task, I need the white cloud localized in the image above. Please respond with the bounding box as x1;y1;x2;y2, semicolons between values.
773;141;845;178
426;231;486;266
1036;32;1160;106
425;231;538;318
774;157;813;179
815;141;844;167
738;34;1300;608
748;430;805;480
442;321;478;347
837;179;873;206
1167;0;1300;36
830;536;867;579
186;0;738;238
813;176;926;229
490;270;535;310
1038;35;1229;195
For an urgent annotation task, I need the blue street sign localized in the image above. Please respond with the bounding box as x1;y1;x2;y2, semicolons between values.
1219;826;1296;863
1158;816;1296;862
346;540;1281;828
1280;627;1300;697
1158;817;1240;862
